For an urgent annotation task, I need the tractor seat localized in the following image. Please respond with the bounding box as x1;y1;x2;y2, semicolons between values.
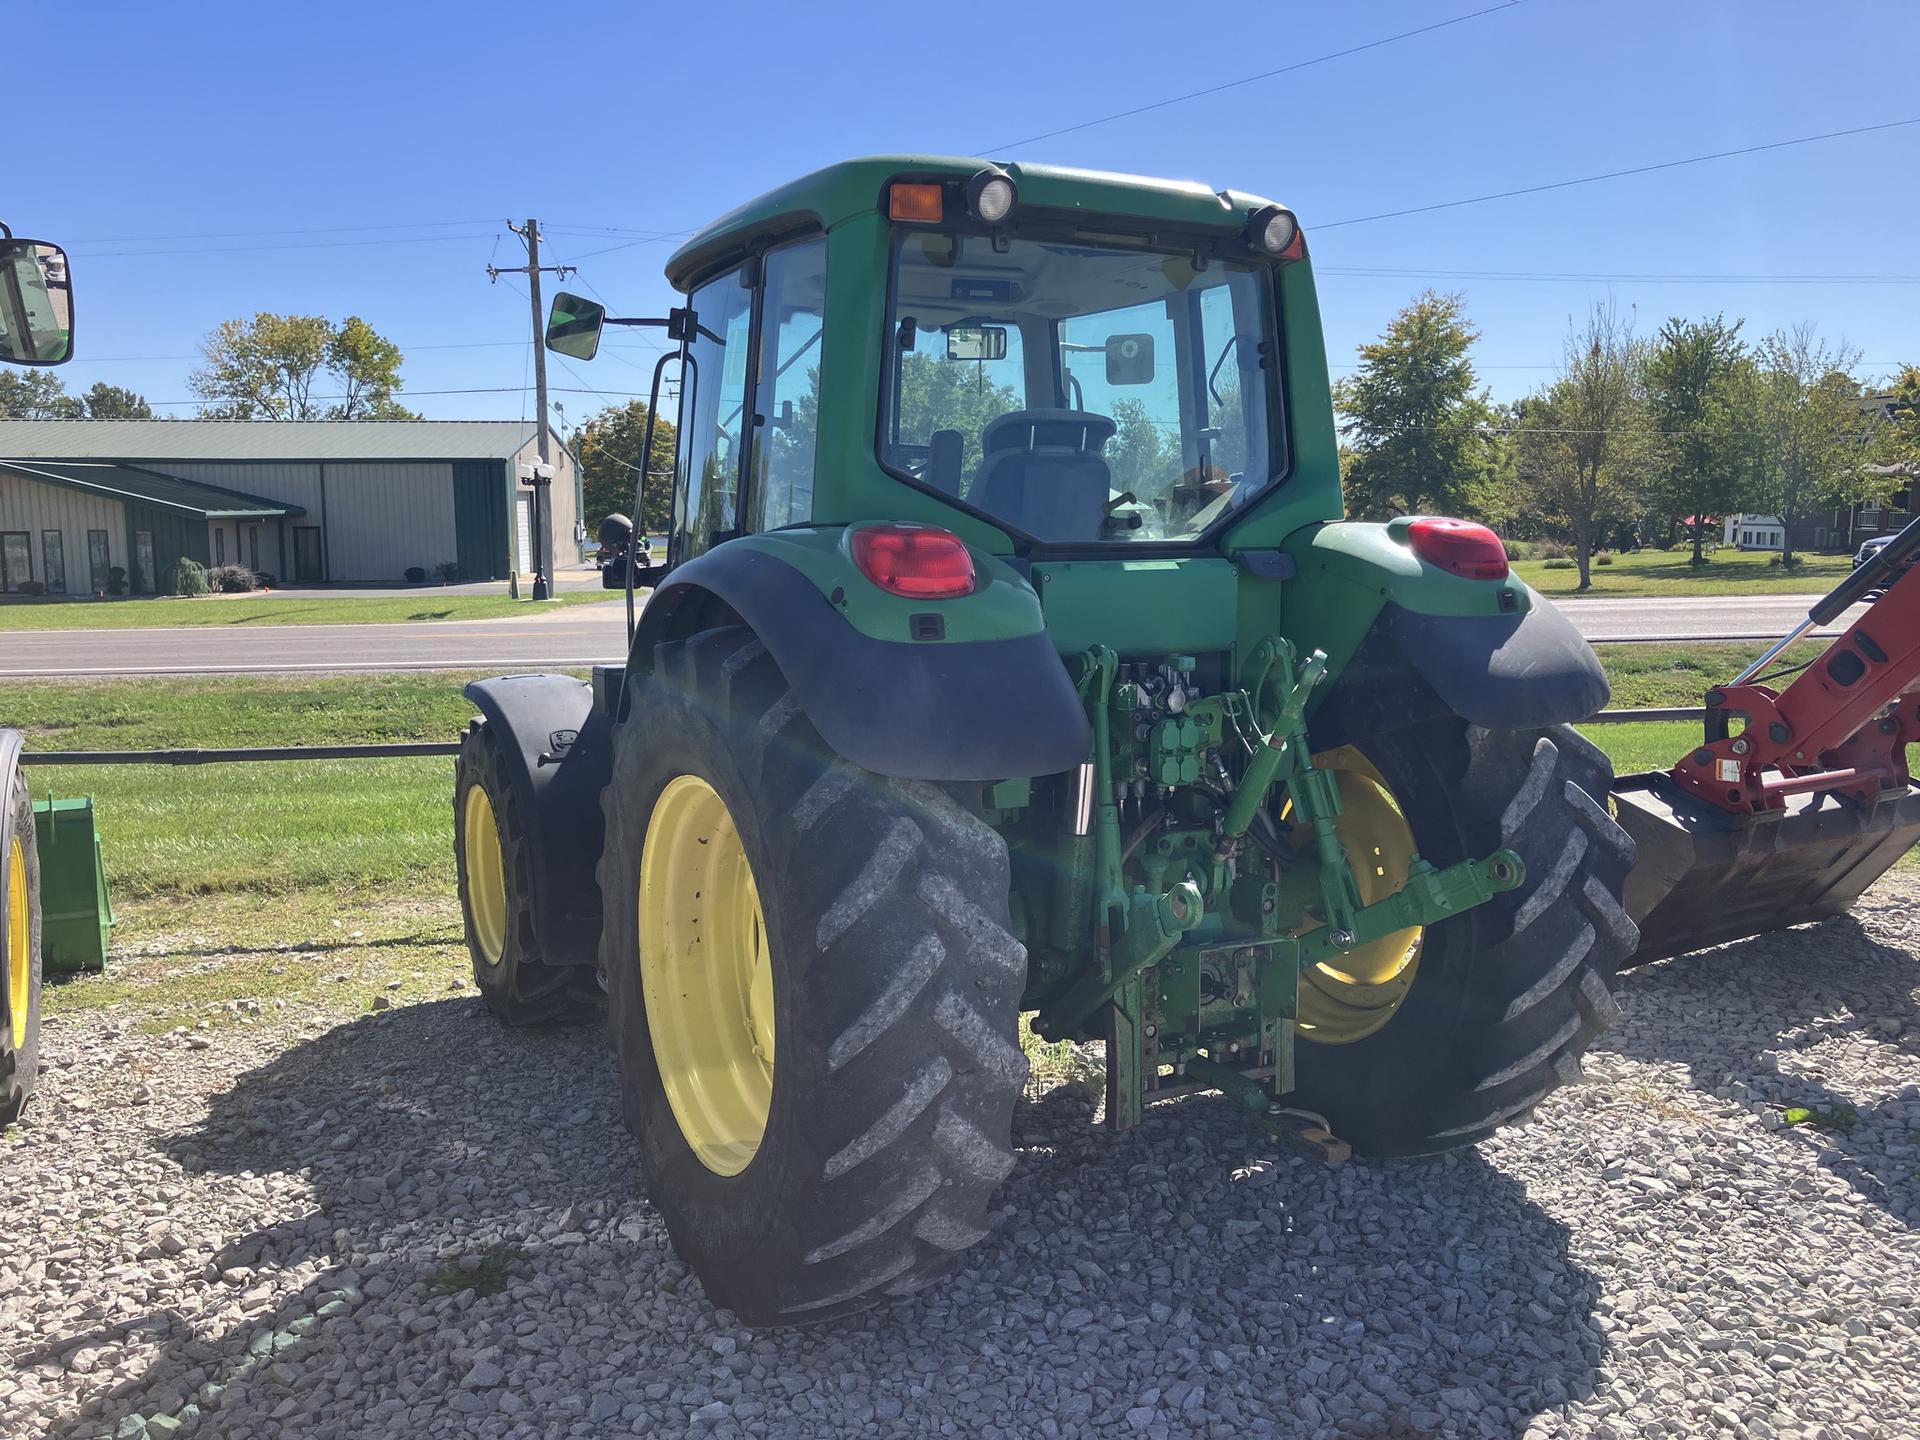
970;409;1116;542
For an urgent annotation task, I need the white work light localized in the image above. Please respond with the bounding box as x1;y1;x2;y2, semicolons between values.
1250;205;1299;256
969;169;1017;225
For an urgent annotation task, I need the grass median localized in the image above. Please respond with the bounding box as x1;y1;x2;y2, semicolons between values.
16;640;1908;1033
0;590;618;630
1512;546;1849;598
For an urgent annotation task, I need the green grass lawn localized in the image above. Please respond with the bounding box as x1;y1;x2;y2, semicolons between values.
23;674;495;1031
0;590;617;630
1512;546;1850;598
1588;640;1826;709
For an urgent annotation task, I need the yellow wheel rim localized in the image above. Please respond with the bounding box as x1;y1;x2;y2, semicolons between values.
1294;747;1424;1046
639;774;775;1177
6;835;28;1043
462;783;508;967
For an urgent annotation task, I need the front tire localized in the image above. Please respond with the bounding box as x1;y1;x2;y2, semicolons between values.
600;627;1028;1326
1290;721;1638;1156
2;755;43;1128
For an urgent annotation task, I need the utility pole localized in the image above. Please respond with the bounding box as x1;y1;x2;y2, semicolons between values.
488;220;574;600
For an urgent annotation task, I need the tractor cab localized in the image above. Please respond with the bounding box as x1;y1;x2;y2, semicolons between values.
548;157;1343;587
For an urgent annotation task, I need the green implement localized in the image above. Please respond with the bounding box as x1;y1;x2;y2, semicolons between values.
32;794;113;976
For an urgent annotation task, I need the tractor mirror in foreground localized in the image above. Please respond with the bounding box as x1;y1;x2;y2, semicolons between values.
946;325;1007;362
1106;332;1155;385
545;291;605;361
0;238;74;366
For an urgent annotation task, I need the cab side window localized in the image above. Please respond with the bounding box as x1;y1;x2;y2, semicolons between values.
673;267;754;565
750;239;827;531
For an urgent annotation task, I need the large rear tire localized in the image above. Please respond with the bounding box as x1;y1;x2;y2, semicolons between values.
600;627;1028;1326
1290;721;1638;1156
2;751;43;1128
454;720;599;1026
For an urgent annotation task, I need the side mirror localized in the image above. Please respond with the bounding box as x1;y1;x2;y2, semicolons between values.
545;291;605;361
1105;333;1154;385
946;325;1008;362
0;237;74;366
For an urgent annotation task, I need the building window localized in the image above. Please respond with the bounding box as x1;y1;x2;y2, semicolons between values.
87;529;110;592
42;530;65;593
214;528;226;566
0;531;30;592
135;530;156;594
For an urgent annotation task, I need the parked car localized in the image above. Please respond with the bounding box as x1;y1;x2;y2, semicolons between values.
1855;533;1917;595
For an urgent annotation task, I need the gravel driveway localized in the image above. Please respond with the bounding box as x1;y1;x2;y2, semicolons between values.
4;880;1918;1439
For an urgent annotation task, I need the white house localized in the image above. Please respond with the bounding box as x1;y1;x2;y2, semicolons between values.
1723;514;1785;552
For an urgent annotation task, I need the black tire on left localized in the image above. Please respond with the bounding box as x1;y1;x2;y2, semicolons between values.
453;719;599;1026
599;626;1030;1326
2;752;43;1128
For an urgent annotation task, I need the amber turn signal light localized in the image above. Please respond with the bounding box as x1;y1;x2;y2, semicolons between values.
888;183;945;223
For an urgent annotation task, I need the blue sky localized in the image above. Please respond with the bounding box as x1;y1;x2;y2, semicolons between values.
17;1;1918;424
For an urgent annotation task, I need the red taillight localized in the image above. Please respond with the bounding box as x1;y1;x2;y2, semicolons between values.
850;523;976;599
1406;517;1510;581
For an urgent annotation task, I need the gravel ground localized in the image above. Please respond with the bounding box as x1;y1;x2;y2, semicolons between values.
4;879;1919;1440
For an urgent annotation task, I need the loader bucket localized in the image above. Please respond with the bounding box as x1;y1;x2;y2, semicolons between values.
1611;771;1920;967
31;794;113;976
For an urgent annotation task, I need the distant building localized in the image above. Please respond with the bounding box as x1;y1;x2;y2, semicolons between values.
1723;514;1786;552
0;419;580;593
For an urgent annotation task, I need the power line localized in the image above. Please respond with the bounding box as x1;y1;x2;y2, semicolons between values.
134;385;659;407
72;231;502;260
1316;116;1920;229
981;1;1526;152
1319;266;1920;286
65;218;499;244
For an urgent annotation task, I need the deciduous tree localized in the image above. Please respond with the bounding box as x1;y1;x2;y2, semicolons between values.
1517;302;1655;590
0;369;82;418
79;381;153;418
1334;292;1497;518
1741;325;1867;568
189;312;419;419
1645;314;1746;565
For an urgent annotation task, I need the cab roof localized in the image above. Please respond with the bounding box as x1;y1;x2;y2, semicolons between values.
664;155;1286;291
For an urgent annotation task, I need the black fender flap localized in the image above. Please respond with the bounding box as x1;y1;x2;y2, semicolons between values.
463;675;611;967
1391;599;1609;730
1309;599;1609;746
636;548;1093;782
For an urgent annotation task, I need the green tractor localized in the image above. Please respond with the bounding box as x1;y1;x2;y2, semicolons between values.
453;156;1642;1324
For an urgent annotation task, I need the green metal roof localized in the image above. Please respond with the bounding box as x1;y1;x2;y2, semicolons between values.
0;460;305;518
665;155;1283;289
0;418;544;462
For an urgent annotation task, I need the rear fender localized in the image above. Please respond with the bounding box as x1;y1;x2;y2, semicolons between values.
628;531;1092;781
1284;519;1608;743
462;675;611;967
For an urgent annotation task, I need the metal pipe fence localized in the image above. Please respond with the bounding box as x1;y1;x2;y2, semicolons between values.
15;709;1701;766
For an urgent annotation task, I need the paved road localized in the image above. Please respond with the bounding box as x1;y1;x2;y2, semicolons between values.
0;592;1861;677
0;604;633;677
1553;592;1861;643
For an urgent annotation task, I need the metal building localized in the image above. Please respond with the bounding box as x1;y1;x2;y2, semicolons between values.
0;420;580;592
